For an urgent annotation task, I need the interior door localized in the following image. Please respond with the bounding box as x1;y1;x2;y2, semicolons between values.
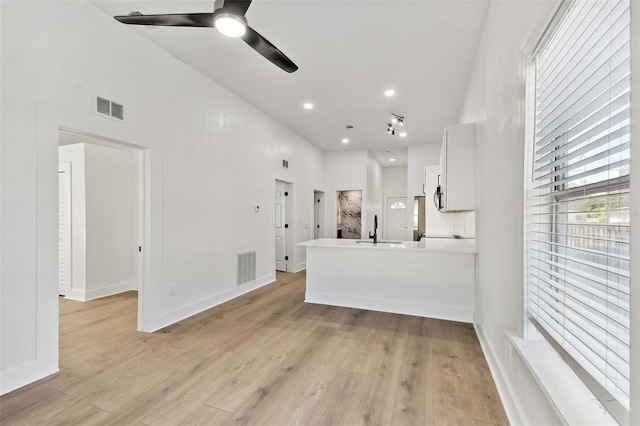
58;162;71;296
275;182;287;271
385;196;409;241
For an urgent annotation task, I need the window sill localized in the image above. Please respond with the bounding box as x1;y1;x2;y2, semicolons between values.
509;325;618;425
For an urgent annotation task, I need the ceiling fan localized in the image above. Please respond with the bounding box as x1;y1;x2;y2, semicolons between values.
114;0;298;73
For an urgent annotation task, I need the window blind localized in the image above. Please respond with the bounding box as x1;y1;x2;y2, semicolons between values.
527;0;631;420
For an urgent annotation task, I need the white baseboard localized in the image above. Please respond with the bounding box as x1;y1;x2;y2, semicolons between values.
0;360;58;396
293;262;306;273
152;273;275;332
305;291;474;323
64;281;137;301
473;323;523;426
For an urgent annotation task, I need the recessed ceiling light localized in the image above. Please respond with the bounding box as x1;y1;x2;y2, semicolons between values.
303;103;313;109
384;89;396;97
390;158;396;162
342;138;349;144
399;132;407;137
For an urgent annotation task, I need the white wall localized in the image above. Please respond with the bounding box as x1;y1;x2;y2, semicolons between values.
382;166;407;194
324;150;368;186
457;0;569;424
365;152;383;237
85;143;139;298
407;143;441;200
0;0;324;395
324;150;368;238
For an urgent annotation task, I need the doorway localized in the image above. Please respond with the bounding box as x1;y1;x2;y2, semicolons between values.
58;129;145;326
385;195;409;241
275;180;291;272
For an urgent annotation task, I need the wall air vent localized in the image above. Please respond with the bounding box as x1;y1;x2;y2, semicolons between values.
96;96;125;121
111;102;124;120
237;250;256;286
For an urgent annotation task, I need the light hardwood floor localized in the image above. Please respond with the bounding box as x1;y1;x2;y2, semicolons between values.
0;271;508;425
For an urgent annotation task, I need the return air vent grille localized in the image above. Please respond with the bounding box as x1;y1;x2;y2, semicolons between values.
111;102;124;120
97;97;111;115
96;96;124;121
237;250;256;286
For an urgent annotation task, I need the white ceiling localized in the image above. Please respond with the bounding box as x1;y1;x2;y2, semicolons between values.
90;0;489;167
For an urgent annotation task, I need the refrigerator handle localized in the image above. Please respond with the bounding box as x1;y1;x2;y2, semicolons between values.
434;174;442;211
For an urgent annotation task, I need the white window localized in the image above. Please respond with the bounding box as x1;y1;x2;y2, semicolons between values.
526;0;631;423
390;201;406;209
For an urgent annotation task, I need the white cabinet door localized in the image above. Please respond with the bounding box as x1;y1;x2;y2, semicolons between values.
424;166;455;237
440;123;475;212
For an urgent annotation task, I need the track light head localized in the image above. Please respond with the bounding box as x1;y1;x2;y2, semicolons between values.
387;114;404;135
387;123;395;134
391;113;404;127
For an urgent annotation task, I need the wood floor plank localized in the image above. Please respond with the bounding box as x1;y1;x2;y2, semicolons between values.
305;369;378;426
220;329;353;426
0;271;508;425
390;316;434;426
256;334;352;426
173;405;231;426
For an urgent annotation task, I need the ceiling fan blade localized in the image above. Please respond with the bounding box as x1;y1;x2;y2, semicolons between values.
221;0;253;17
114;13;215;27
242;27;298;73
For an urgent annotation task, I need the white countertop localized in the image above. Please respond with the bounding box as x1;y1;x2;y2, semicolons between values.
298;238;477;254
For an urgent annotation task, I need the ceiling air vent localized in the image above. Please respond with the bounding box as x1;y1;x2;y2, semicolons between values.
96;96;125;121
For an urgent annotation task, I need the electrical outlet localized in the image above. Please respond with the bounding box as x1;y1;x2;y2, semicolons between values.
169;283;177;296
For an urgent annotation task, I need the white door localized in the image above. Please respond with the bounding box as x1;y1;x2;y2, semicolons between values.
58;162;72;296
385;196;409;241
275;182;288;271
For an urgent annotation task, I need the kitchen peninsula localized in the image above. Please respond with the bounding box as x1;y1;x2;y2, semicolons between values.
298;238;477;323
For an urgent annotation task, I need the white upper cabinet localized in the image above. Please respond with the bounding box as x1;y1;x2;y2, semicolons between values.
434;123;475;212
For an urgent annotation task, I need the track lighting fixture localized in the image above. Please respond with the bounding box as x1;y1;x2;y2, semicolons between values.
387;113;404;136
392;113;404;126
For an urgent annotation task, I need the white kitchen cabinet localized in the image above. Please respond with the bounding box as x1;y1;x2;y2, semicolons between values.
424;165;455;236
434;123;475;212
